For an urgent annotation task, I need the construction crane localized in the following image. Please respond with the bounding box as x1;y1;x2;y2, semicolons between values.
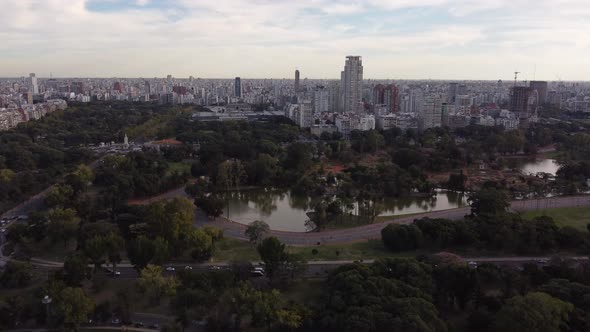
514;71;520;87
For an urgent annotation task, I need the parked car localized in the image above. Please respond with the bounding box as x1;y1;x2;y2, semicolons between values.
184;266;193;270
165;266;176;272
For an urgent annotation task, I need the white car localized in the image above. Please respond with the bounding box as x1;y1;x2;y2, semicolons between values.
184;266;193;270
468;261;478;269
165;266;176;272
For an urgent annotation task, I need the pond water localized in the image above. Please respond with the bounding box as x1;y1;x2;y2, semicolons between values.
516;158;560;176
222;189;468;232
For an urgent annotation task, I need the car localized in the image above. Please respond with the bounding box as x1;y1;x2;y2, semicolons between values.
209;265;221;270
468;261;478;269
165;266;176;272
135;322;144;328
537;259;548;265
111;318;121;325
184;266;193;270
250;267;265;277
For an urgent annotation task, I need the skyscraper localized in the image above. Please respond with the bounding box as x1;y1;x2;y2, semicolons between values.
340;56;363;113
234;77;241;98
29;73;38;94
294;70;300;93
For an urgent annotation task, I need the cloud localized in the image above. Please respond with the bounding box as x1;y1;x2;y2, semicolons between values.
0;0;588;79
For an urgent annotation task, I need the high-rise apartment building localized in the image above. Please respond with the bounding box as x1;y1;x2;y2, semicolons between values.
294;70;300;93
234;77;241;98
419;95;442;131
373;84;400;113
340;56;363;113
29;73;38;94
328;81;341;113
313;85;329;114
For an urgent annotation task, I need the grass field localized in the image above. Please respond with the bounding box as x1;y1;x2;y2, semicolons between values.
165;161;191;176
522;206;590;231
212;238;414;262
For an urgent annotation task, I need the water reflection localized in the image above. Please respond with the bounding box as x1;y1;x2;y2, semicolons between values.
509;158;560;176
222;189;468;232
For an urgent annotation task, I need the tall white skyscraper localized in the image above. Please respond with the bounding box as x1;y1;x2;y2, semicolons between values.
29;73;38;94
340;56;363;113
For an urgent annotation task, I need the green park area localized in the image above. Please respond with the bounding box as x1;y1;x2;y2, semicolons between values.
523;206;590;231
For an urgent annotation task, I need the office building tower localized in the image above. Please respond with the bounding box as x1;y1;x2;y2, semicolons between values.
29;73;38;94
295;70;300;93
313;86;329;114
113;82;124;93
340;56;363;113
234;77;241;98
509;86;533;128
529;81;548;105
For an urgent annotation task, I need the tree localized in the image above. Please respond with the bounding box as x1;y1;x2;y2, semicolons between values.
245;220;270;244
84;235;107;271
447;171;466;192
493;292;574;332
63;253;89;286
57;287;94;332
138;264;180;304
195;195;224;219
104;232;124;275
381;224;423;251
186;228;213;261
45;184;74;208
257;237;288;279
0;261;32;288
469;187;510;217
145;197;194;245
46;208;80;247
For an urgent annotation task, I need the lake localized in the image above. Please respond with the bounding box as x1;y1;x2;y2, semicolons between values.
222;189;468;232
516;158;560;176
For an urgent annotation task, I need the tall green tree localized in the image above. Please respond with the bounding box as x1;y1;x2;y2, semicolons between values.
245;220;270;244
257;237;288;279
57;287;94;332
493;292;574;332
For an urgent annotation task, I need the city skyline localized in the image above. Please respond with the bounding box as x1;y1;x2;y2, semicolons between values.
2;0;590;80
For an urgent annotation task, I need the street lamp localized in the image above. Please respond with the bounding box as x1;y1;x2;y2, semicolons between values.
42;295;52;327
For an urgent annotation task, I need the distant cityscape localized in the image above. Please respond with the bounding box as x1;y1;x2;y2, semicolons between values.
1;56;589;133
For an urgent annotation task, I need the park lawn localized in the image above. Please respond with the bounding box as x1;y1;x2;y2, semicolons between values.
165;161;191;177
211;238;259;262
288;239;416;261
523;207;590;231
212;238;413;262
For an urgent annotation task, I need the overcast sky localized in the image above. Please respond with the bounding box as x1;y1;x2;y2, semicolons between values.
1;0;589;80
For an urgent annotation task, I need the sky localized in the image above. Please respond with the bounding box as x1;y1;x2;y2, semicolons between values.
1;0;589;80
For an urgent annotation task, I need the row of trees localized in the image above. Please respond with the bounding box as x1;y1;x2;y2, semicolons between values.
382;187;590;254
